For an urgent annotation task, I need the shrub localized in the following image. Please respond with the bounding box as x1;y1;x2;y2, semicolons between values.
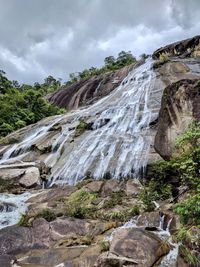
18;214;32;227
36;209;57;222
64;189;98;219
174;186;200;225
99;241;110;252
139;180;172;211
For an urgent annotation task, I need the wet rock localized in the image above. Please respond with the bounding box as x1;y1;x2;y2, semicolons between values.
16;245;101;267
136;211;161;229
19;167;40;188
31;218;50;248
0;255;16;267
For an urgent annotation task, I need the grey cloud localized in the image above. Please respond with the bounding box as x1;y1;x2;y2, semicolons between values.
0;0;199;83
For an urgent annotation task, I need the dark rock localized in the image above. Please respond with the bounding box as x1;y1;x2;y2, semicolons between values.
153;35;200;59
154;79;200;159
46;64;134;110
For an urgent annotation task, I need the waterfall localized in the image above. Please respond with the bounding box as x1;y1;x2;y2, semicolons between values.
0;59;164;185
49;59;163;185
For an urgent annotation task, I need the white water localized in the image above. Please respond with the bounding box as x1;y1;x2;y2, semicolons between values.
0;116;62;165
0;192;32;229
0;59;164;185
48;59;164;185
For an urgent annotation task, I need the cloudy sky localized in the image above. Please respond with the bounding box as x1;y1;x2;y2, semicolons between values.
0;0;200;84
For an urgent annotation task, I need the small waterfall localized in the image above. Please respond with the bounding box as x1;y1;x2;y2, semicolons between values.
0;192;32;229
0;116;62;165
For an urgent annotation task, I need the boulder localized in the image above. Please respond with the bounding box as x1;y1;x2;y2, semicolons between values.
0;226;32;255
84;180;104;193
101;180;124;197
106;228;170;267
50;217;91;241
153;35;200;59
0;168;25;180
125;179;142;196
154;79;200;159
19;167;40;188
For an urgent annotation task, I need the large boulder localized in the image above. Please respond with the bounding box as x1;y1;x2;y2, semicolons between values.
153;35;200;59
19;167;40;188
96;228;170;267
154;79;200;159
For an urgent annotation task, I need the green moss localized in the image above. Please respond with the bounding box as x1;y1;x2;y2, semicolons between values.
64;189;98;219
36;209;57;222
99;240;110;252
104;206;140;222
74;120;88;137
102;191;124;209
0;178;17;193
18;214;32;227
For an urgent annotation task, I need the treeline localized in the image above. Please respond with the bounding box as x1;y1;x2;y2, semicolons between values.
0;70;64;138
66;51;137;85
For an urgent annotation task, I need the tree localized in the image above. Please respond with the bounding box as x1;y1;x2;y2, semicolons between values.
104;56;115;66
0;70;12;94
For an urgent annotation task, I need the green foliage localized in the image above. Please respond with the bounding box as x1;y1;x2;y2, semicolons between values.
0;72;65;138
105;206;140;222
64;189;98;219
99;241;110;252
102;191;124;209
139;180;172;211
179;245;200;266
36;209;57;222
176;122;200;148
18;214;32;227
66;51;136;85
174;186;200;225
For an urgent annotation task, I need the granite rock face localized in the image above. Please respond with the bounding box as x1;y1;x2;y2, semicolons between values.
153;35;200;59
154;79;200;159
46;63;135;110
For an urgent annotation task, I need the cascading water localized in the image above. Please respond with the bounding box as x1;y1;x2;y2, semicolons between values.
0;192;32;229
0;59;164;186
49;59;164;185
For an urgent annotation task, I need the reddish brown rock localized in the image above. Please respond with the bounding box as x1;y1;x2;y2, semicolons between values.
46;64;135;110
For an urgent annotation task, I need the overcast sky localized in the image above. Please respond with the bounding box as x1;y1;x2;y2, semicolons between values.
0;0;200;84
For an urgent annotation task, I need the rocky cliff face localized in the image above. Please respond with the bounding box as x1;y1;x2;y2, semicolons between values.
155;79;200;159
47;63;135;110
153;35;200;59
